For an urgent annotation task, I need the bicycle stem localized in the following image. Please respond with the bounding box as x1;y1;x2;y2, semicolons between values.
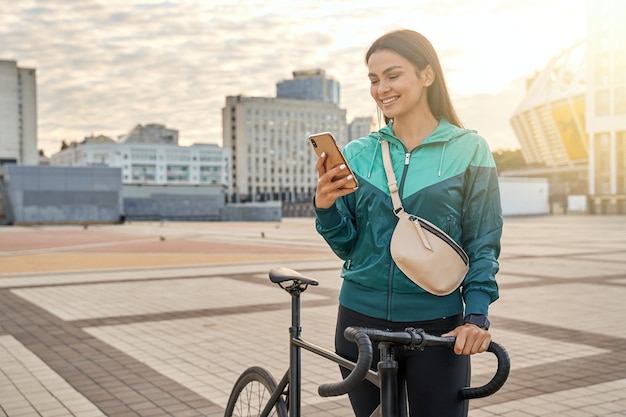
378;343;402;417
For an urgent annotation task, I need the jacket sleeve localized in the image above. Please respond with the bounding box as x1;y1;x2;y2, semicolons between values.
460;138;502;316
314;192;358;260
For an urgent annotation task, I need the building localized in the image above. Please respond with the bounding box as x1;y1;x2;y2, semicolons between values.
508;42;588;208
0;60;38;165
48;127;232;221
349;116;375;141
120;123;179;145
49;128;230;186
223;95;347;203
586;0;626;214
510;43;587;168
508;0;626;214
276;69;340;106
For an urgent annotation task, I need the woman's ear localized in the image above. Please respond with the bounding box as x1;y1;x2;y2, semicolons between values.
422;65;435;87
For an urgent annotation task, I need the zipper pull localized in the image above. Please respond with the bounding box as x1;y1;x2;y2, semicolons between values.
405;152;410;165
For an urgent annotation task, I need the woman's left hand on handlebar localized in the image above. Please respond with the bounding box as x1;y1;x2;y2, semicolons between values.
442;324;491;355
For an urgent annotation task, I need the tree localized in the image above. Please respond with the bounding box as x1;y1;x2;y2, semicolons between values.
492;149;526;174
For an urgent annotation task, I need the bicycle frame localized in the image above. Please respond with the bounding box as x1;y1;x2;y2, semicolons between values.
260;280;399;417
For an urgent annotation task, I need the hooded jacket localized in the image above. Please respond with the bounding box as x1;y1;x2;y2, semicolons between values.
315;119;502;322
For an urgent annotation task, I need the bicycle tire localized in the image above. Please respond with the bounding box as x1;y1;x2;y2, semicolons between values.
224;366;288;417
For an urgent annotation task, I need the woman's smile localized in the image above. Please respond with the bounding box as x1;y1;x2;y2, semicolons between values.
381;96;399;105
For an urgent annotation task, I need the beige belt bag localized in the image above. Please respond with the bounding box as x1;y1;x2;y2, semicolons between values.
381;140;469;296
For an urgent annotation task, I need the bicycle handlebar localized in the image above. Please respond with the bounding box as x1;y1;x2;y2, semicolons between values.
460;341;510;399
318;327;374;397
318;326;510;399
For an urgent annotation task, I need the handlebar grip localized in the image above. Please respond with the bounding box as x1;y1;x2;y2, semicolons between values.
318;328;373;397
459;341;510;399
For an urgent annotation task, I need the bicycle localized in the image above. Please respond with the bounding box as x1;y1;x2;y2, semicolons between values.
224;267;510;417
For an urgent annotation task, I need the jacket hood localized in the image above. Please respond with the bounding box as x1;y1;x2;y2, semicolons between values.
375;118;476;146
365;118;478;178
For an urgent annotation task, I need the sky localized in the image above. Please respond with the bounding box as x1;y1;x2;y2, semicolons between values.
1;0;588;156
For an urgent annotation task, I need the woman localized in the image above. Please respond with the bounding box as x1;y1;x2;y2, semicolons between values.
314;30;502;417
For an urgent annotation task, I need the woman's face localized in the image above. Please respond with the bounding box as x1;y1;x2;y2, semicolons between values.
367;48;431;121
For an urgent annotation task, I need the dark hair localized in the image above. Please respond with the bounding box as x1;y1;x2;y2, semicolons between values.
366;30;463;128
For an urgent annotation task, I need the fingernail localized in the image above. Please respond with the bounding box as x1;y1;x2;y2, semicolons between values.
321;152;326;157
340;164;346;169
347;175;353;180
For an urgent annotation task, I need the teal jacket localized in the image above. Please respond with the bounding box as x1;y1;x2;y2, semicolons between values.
315;119;502;322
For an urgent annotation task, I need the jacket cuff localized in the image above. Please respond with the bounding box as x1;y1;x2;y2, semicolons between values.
463;290;491;316
313;197;342;229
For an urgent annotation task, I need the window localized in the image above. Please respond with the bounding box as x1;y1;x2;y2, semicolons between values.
615;87;626;115
617;131;626;193
199;166;221;183
131;164;157;182
595;89;610;117
594;133;611;194
166;151;191;162
166;165;189;182
131;148;157;161
198;152;221;162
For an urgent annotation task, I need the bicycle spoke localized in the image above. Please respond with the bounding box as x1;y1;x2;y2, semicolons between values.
230;378;280;417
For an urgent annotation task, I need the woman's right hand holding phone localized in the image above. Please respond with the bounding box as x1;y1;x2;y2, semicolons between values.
315;152;357;209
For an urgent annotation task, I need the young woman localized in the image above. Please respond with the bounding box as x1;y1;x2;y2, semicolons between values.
314;30;502;417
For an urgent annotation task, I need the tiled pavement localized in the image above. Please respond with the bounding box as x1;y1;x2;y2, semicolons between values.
0;216;625;417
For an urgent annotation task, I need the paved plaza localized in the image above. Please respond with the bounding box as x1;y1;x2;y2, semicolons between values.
0;215;625;417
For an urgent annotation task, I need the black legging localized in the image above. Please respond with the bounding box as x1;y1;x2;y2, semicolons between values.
335;306;470;417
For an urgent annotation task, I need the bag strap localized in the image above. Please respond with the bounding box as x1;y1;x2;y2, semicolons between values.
380;140;404;217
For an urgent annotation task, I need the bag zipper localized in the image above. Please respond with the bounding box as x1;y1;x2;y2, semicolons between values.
409;215;470;265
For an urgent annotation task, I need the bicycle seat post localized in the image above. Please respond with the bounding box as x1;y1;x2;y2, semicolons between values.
289;281;303;417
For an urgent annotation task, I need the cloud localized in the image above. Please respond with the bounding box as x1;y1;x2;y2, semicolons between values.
1;0;586;156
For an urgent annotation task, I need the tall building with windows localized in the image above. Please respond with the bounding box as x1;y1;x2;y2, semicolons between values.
0;60;38;165
586;0;626;213
276;69;340;106
223;95;347;203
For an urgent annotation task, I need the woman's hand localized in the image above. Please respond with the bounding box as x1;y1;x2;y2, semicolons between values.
314;152;357;209
442;324;491;355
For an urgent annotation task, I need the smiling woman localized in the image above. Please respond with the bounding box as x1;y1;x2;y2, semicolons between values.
313;29;503;417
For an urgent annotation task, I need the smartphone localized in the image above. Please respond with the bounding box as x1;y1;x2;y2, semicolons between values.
309;132;358;189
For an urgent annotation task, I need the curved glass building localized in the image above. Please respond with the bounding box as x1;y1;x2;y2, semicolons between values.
509;0;626;214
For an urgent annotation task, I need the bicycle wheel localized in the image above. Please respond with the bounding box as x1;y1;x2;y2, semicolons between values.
224;366;288;417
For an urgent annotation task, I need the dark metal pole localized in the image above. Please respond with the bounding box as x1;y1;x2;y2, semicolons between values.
378;344;399;417
289;291;302;417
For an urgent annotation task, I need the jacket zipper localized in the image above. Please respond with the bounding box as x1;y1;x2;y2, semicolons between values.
386;261;394;320
388;148;411;321
398;151;411;199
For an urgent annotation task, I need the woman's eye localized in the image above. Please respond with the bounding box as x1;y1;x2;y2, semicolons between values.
370;79;379;85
